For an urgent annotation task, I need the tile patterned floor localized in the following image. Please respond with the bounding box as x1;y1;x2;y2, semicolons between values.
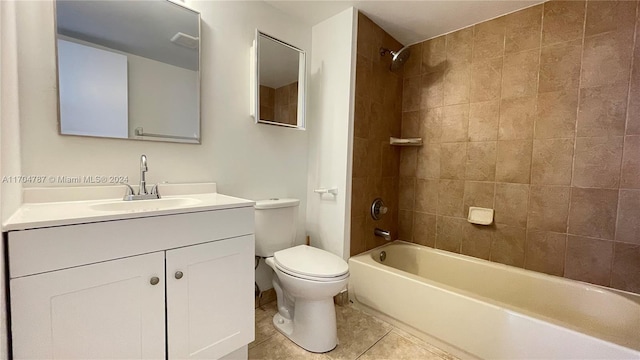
249;301;458;360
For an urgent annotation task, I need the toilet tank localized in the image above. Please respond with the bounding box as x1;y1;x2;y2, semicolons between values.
254;198;300;257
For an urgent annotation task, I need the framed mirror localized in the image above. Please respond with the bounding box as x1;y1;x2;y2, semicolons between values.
54;0;201;144
251;30;306;129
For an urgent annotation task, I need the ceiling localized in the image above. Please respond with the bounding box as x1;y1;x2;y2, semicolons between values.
56;0;199;70
265;0;545;46
259;35;302;89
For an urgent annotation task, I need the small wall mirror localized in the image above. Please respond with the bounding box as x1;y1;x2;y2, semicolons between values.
55;0;201;143
252;30;306;129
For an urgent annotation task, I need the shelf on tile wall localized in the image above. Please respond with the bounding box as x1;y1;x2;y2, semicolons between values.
389;137;423;147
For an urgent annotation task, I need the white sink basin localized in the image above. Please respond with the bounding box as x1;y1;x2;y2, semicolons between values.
90;198;202;212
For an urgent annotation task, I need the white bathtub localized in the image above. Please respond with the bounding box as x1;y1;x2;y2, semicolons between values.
348;241;640;359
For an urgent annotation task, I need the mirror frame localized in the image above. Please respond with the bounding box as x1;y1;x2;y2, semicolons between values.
53;0;202;144
252;29;306;130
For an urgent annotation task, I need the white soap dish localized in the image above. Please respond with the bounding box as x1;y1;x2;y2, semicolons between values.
467;207;494;225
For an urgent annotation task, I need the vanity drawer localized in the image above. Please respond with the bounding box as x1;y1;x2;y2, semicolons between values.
8;206;254;278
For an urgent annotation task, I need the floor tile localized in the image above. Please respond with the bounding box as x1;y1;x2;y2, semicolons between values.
249;301;278;349
249;332;329;360
357;331;442;360
324;305;393;360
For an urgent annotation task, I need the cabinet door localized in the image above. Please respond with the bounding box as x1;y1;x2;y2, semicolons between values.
166;236;255;359
10;252;166;360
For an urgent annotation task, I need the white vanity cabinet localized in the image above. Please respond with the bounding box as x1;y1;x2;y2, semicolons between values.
7;205;255;360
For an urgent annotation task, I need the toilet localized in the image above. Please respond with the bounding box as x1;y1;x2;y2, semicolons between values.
255;198;349;353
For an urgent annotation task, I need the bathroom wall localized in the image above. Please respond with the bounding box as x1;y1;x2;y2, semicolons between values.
0;1;21;357
306;7;357;259
349;13;403;256
13;0;311;240
398;0;640;294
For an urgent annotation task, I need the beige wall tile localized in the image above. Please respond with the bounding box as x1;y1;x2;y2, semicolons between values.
419;108;442;144
437;180;465;217
398;177;416;211
416;143;440;179
463;181;495;215
473;17;506;61
415;179;439;214
403;43;422;78
535;90;578;139
440;143;467;180
504;4;543;54
576;83;628;137
369;102;385;140
491;224;526;267
420;72;445;109
528;186;570;233
499;96;536;140
542;1;586;46
531;138;574;185
421;37;446;74
350;215;367;256
401;111;420;138
351;177;368;218
615;189;640;245
565;235;613;286
466;141;497;181
446;28;473;64
443;62;471;106
402;76;421;112
470;58;503;103
352;137;368;178
382;176;399;210
621;136;640;189
494;183;529;227
495;140;533;183
441;104;469;142
469;100;500;141
413;212;437;247
584;0;638;37
525;231;567;276
539;41;582;93
581;30;634;89
381;143;400;176
398;210;414;241
572;136;623;188
568;188;619;240
357;12;376;59
356;54;374;100
627;23;640;135
436;216;465;253
461;223;494;260
366;139;382;177
611;243;640;293
501;49;540;100
399;148;417;177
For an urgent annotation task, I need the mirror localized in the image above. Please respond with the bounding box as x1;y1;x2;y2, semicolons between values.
55;0;201;144
252;30;306;129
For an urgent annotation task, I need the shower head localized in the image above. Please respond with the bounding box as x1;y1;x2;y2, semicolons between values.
380;46;411;71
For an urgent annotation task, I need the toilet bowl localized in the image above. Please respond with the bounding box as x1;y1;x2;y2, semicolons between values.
255;199;349;353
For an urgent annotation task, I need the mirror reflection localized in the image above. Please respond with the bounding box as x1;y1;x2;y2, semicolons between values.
55;0;201;143
256;31;305;129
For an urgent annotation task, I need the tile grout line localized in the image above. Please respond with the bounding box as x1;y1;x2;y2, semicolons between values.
564;0;589;277
353;327;394;360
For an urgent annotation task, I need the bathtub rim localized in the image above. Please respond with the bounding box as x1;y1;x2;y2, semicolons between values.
348;240;640;353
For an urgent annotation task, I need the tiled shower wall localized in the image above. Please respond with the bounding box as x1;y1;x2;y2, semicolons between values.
350;13;403;256
397;0;640;294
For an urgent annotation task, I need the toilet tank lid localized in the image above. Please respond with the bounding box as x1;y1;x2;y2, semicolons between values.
255;198;300;209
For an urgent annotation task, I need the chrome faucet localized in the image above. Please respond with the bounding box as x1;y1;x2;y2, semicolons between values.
140;155;148;195
123;155;160;201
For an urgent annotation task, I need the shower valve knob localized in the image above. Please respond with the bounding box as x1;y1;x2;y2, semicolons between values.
371;198;387;220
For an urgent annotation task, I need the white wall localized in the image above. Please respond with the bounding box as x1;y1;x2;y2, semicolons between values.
0;1;22;358
14;0;311;292
306;8;357;259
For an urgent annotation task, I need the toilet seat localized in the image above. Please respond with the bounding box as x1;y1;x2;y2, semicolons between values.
273;245;349;281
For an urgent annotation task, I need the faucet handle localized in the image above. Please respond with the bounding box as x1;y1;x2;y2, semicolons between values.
150;184;161;198
123;183;135;201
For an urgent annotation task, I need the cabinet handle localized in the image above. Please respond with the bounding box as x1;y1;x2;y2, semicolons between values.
150;276;160;285
175;271;184;280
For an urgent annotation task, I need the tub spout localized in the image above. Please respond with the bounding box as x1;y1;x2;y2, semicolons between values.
374;228;392;241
